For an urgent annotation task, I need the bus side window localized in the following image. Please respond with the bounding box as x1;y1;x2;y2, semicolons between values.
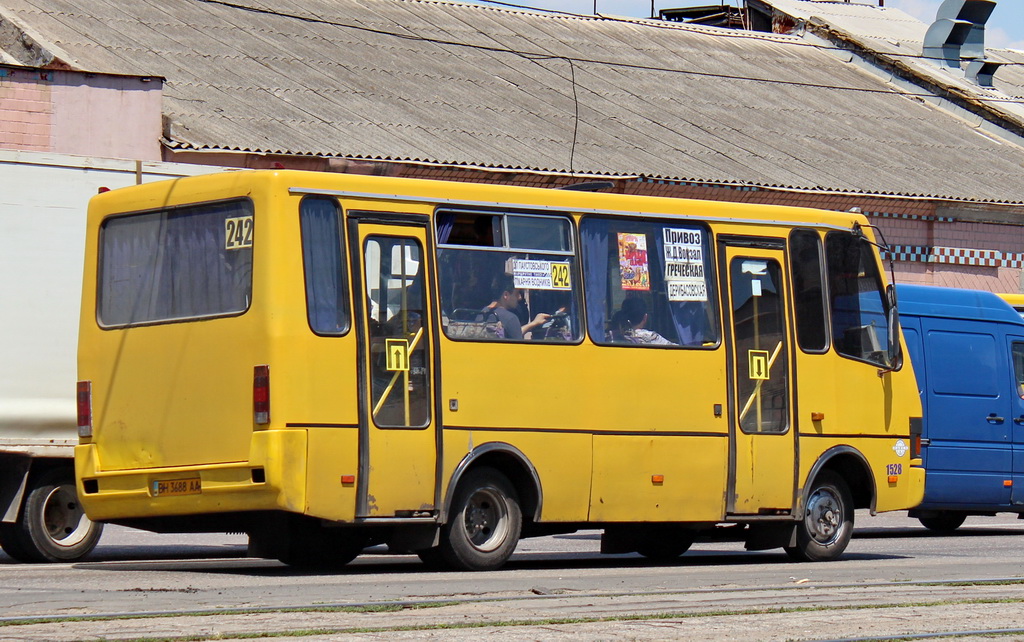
581;217;718;348
437;210;581;343
789;229;827;352
300;196;349;335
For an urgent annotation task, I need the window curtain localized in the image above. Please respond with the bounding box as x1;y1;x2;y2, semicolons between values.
301;198;347;334
581;221;609;340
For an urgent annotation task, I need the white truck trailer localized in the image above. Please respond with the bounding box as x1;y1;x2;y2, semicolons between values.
0;150;224;561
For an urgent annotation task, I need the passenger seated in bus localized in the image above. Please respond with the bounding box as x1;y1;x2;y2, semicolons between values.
609;297;674;345
487;276;550;340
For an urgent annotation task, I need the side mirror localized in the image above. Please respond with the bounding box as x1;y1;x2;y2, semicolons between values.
886;284;902;369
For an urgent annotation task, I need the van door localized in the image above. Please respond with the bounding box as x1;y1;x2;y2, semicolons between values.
921;321;1010;505
1009;338;1024;506
351;219;437;518
721;242;796;514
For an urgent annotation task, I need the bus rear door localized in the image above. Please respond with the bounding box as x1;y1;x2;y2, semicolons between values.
721;242;796;514
351;218;437;518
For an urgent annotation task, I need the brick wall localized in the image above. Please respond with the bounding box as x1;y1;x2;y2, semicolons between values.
0;68;53;151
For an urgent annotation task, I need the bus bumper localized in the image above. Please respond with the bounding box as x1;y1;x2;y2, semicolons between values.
74;430;307;522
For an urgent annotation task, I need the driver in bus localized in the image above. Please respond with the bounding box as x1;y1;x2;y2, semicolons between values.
487;275;550;340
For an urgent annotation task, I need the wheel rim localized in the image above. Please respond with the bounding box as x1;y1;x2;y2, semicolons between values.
804;484;844;546
462;486;509;552
41;484;93;548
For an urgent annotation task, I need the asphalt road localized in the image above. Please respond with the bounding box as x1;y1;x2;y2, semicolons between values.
3;511;1024;640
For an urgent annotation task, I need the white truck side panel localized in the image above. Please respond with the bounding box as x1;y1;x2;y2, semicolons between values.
0;150;231;455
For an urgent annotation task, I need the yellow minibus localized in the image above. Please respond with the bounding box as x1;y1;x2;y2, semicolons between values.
76;170;924;570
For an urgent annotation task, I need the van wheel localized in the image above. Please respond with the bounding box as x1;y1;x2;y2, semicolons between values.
785;471;853;562
439;467;521;571
918;512;966;533
0;469;103;563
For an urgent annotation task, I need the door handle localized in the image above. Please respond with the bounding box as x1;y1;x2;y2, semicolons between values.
1015;416;1024;425
987;414;1005;423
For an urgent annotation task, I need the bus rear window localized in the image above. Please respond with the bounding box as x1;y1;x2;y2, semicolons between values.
98;199;254;327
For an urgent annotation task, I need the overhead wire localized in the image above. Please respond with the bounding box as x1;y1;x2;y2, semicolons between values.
195;0;1024;114
197;0;1023;107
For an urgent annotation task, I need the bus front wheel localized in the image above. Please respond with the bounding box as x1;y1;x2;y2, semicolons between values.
0;469;103;563
440;467;522;571
785;471;853;562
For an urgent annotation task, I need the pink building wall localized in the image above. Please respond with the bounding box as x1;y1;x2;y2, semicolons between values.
0;66;162;160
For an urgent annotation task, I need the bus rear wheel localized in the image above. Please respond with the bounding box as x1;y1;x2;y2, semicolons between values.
785;471;853;562
439;467;521;571
0;469;103;563
918;512;966;533
636;526;695;561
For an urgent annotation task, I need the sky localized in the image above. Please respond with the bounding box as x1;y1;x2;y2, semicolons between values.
465;1;1024;51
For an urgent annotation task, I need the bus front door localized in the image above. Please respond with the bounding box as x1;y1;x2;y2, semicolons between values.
722;244;797;515
352;221;438;518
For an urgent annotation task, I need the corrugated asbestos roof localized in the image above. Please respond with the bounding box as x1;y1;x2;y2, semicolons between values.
766;0;1024;116
0;0;1022;204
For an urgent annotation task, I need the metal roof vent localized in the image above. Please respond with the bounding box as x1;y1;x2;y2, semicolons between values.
965;59;1001;87
922;0;1001;83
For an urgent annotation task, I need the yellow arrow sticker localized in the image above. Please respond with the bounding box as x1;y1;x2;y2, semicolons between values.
385;339;410;372
748;350;769;380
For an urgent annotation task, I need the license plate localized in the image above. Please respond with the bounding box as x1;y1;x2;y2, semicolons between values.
152;477;201;497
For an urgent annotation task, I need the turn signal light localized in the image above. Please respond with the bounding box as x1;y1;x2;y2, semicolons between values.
253;365;270;425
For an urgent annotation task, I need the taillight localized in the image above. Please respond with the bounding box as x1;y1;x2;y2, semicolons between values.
253;365;270;425
77;381;93;438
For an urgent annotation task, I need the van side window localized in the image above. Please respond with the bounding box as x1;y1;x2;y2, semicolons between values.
1011;343;1024;399
789;229;828;352
825;231;891;367
98;199;254;327
300;196;349;335
581;217;718;348
436;210;580;342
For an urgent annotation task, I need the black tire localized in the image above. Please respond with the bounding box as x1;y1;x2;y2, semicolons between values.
415;546;445;569
918;512;966;533
785;471;853;562
636;526;695;561
439;467;522;571
0;469;103;563
273;521;366;568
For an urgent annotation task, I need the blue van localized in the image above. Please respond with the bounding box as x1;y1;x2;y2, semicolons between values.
897;284;1024;532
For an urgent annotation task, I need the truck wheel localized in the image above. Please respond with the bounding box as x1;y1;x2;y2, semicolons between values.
439;467;521;571
785;471;853;562
0;469;103;563
918;512;966;533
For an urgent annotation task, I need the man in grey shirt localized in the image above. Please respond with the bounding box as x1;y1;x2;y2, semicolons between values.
489;276;550;340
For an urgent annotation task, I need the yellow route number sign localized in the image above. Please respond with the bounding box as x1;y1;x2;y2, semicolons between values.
386;339;410;372
551;262;571;289
748;350;770;380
